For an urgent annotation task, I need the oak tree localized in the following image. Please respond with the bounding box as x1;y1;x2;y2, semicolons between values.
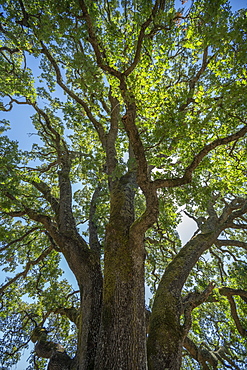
0;0;247;369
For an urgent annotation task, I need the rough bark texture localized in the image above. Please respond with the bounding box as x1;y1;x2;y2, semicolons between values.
147;229;223;369
77;263;103;370
31;327;75;370
94;173;148;369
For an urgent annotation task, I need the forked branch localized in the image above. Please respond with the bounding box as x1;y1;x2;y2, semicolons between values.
154;123;247;189
219;287;247;337
78;0;122;79
123;0;161;76
40;42;107;148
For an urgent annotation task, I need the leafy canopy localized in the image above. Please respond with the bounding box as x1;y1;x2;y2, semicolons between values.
0;0;247;369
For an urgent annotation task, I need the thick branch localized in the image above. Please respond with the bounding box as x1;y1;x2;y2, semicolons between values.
105;92;119;180
123;0;161;76
27;103;78;237
122;107;150;193
219;287;247;299
16;0;31;27
57;160;78;235
182;282;215;336
54;306;80;326
182;282;216;312
215;239;247;251
28;179;59;215
154;123;247;189
225;222;247;230
217;198;247;226
189;47;210;91
186;337;241;370
149;196;247;327
225;199;247;222
184;338;241;369
31;328;73;367
184;337;217;370
219;287;247;337
89;185;101;253
77;0;122;79
120;95;160;235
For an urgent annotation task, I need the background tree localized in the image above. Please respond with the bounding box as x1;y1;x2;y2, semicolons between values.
0;0;247;369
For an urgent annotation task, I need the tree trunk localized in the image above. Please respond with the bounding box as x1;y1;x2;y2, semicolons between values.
95;174;148;369
59;237;103;370
147;280;184;370
147;231;223;369
77;263;102;370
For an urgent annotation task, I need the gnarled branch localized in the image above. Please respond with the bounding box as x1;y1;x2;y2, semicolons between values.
219;287;247;337
153;123;247;189
182;282;215;336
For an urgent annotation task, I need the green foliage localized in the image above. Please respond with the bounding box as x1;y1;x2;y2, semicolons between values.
0;0;247;369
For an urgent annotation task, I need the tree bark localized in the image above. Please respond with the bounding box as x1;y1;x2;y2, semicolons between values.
95;173;148;369
59;237;103;370
147;230;222;370
77;263;103;370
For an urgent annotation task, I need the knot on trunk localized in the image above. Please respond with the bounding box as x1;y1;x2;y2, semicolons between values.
31;327;74;370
